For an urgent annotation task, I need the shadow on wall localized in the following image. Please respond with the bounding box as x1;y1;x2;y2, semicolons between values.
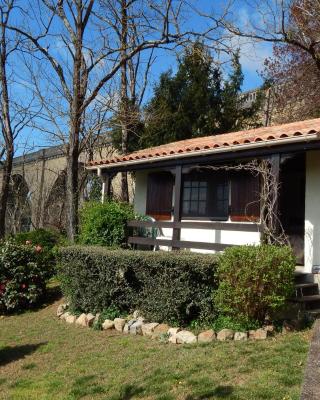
0;342;47;367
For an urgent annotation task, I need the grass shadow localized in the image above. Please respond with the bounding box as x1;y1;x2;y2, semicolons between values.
0;342;47;367
185;385;234;399
114;383;145;400
69;374;106;399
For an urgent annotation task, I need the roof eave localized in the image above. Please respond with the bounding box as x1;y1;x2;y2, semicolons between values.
86;134;320;172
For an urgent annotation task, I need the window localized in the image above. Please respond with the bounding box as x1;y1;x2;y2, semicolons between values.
181;172;229;220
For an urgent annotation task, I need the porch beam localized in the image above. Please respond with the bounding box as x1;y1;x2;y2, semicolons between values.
127;220;262;232
128;236;234;251
172;165;182;248
270;153;281;235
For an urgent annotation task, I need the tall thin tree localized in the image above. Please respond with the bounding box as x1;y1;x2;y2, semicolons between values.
9;0;204;241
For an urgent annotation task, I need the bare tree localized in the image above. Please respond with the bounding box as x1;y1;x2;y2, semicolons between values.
0;0;36;237
208;1;320;75
98;0;158;200
263;43;320;124
8;0;211;241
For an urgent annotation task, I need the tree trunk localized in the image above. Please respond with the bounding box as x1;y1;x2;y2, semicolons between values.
0;149;13;237
0;12;14;238
65;121;80;242
120;0;129;203
65;3;84;241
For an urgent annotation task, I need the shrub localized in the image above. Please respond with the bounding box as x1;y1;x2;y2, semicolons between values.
78;201;135;247
0;240;53;312
57;246;218;325
14;228;65;251
213;245;296;325
13;228;65;275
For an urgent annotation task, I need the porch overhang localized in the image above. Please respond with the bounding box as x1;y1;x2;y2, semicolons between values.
87;133;320;174
86;118;320;174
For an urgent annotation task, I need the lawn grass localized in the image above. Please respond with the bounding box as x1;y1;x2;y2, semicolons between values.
0;289;311;400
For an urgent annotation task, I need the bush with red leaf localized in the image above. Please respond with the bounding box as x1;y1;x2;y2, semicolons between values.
0;240;53;313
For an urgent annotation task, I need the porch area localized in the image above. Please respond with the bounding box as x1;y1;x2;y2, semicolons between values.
87;118;320;274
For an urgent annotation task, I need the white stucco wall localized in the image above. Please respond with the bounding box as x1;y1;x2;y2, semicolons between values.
134;171;148;215
305;150;320;273
134;170;261;253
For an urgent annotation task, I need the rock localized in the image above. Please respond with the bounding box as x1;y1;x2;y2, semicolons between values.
130;320;144;335
60;312;70;321
217;329;234;341
167;327;181;344
114;318;126;332
234;332;248;341
151;323;170;339
141;323;159;336
57;304;67;317
248;330;256;339
263;324;275;335
168;335;177;344
86;313;95;327
168;327;181;337
102;319;114;330
65;314;77;324
123;319;136;334
252;328;268;340
176;330;197;344
198;329;216;343
75;313;88;327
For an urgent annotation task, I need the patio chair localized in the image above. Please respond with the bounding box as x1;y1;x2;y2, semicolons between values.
137;216;172;251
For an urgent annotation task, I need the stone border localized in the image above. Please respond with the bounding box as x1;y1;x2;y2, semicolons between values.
56;304;275;344
300;319;320;400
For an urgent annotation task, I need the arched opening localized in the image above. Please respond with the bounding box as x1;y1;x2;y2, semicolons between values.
6;174;32;234
43;170;67;232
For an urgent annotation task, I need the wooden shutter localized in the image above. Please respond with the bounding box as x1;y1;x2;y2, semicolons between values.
230;172;260;222
146;172;174;220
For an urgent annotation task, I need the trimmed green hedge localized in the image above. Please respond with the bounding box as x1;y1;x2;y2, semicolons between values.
57;246;218;325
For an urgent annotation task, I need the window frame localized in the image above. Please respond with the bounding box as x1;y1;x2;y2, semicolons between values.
181;171;230;221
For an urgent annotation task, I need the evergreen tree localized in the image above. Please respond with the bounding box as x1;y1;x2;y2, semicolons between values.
139;44;262;149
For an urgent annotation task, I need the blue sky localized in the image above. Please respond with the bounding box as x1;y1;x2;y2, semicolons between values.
12;0;273;154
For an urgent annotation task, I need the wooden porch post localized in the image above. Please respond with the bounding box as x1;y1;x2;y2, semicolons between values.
172;165;182;249
270;153;281;236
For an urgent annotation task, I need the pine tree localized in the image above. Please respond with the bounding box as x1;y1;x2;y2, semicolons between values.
139;44;262;149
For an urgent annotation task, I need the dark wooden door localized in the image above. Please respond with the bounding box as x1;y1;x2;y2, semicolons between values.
146;172;174;220
279;154;306;265
230;171;260;222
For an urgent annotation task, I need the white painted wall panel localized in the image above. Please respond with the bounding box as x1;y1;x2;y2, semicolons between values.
305;151;320;272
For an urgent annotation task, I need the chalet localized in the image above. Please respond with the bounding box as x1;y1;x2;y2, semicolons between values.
87;118;320;274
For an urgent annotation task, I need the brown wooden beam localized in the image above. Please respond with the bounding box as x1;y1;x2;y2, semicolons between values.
270;153;281;235
172;165;182;248
128;220;262;232
128;236;234;251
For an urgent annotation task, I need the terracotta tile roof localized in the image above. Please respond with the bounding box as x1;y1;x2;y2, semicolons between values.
88;118;320;168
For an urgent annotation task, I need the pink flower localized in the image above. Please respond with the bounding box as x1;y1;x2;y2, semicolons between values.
26;240;32;245
35;245;42;253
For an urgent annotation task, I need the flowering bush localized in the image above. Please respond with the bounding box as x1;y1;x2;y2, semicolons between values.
0;240;53;313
